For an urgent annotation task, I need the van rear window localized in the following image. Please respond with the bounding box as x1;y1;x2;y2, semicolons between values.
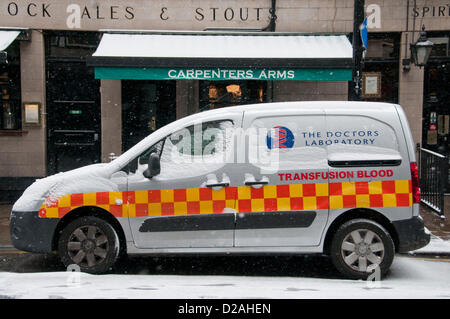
325;115;401;167
325;115;399;151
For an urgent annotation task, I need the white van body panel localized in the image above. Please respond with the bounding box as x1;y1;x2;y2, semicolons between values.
11;101;429;259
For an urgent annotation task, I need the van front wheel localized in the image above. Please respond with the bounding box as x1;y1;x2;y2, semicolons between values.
58;216;120;274
330;219;394;280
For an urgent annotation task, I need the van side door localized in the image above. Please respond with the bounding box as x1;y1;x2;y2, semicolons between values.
126;116;241;249
234;108;329;247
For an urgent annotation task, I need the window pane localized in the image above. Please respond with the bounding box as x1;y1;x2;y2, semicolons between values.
200;80;266;111
122;80;176;152
48;32;100;57
429;37;449;57
365;38;396;58
138;139;164;166
364;33;399;59
0;41;21;130
168;120;233;156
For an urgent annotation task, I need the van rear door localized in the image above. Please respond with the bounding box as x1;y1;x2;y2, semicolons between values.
324;104;413;220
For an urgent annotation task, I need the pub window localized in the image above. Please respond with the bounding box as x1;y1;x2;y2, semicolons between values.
361;33;400;104
199;81;266;111
122;80;176;152
47;31;100;57
0;41;21;130
428;34;449;58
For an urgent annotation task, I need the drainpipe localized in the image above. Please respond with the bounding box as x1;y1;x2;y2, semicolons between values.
349;0;365;101
263;0;277;32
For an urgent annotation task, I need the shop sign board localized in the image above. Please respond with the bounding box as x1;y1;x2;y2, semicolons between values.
95;67;352;81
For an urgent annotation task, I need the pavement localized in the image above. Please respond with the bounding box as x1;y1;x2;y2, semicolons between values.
419;198;450;240
1;200;450;251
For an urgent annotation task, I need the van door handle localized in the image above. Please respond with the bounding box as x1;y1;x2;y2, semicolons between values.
206;182;230;188
245;181;269;186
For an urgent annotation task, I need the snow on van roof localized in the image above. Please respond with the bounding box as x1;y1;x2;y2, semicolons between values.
198;101;398;115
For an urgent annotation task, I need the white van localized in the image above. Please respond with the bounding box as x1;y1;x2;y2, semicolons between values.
10;101;429;279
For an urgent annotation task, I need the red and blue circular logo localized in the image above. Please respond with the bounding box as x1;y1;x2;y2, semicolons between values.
266;126;295;149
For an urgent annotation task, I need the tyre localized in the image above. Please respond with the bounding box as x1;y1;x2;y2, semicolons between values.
330;218;395;280
58;216;120;274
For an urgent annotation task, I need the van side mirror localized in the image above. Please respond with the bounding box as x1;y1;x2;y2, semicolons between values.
143;153;160;179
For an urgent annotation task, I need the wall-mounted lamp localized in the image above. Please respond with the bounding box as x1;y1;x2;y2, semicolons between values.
410;25;434;68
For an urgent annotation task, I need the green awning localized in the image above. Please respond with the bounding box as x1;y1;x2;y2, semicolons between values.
88;32;353;81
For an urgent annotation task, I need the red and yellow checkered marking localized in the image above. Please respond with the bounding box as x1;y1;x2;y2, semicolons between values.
38;180;413;219
236;183;329;212
329;180;412;209
128;187;236;217
39;191;128;218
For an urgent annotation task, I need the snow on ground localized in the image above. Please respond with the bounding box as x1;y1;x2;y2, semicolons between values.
412;235;450;254
0;256;449;299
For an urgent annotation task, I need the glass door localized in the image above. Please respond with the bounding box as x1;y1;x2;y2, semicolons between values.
121;80;176;152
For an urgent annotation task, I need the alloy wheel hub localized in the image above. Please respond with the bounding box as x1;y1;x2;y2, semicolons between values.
356;243;370;256
81;239;96;252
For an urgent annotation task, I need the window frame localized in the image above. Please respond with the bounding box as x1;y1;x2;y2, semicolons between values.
167;119;234;157
199;80;267;112
0;40;21;131
125;119;235;175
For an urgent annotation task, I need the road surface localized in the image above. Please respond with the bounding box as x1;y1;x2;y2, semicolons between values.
0;251;449;299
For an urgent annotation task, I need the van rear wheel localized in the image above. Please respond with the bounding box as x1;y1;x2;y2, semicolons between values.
330;219;394;280
58;216;120;274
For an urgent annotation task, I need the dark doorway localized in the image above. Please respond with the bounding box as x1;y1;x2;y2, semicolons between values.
45;32;101;175
122;80;176;152
422;61;450;154
422;60;450;192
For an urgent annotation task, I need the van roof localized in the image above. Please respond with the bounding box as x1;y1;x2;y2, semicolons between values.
193;101;398;117
172;101;400;128
113;101;401;170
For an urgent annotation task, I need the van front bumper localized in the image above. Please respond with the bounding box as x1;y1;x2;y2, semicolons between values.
9;210;59;253
392;216;430;253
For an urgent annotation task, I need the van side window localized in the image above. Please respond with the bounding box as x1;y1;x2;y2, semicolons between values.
157;120;234;179
127;139;164;173
133;120;234;178
168;120;233;157
138;139;164;166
